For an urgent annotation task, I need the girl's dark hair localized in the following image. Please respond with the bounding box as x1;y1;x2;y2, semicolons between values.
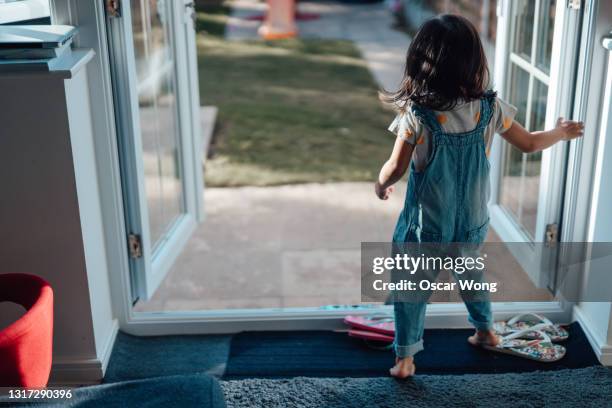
382;14;492;111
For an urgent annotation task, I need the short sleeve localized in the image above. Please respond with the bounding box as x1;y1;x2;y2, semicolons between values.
388;110;422;144
493;97;518;134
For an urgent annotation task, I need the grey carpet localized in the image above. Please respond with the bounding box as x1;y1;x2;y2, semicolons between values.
221;366;612;408
104;332;232;382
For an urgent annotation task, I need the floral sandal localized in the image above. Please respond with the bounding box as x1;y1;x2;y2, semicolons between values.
493;313;569;342
479;323;566;362
344;314;395;336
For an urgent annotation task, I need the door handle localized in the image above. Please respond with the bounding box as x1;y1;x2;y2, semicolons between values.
603;31;612;51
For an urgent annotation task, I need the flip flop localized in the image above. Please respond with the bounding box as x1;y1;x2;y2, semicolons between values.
493;313;569;342
478;323;566;362
348;329;394;351
348;329;394;343
344;314;395;336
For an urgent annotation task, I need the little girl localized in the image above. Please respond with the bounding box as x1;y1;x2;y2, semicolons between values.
375;14;583;378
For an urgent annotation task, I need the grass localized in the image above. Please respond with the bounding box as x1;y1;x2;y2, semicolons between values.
195;1;393;187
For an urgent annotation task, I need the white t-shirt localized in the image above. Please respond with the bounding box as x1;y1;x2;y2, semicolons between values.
388;97;518;171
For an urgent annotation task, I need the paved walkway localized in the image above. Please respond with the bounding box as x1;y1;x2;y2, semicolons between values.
137;182;406;311
225;0;410;91
137;180;549;312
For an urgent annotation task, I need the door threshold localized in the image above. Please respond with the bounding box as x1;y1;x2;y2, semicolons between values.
121;301;571;336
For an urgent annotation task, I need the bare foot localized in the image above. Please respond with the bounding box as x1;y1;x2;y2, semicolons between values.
389;356;416;378
468;329;500;347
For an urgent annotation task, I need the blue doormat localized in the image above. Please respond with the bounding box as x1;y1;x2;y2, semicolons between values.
224;322;599;379
104;332;232;383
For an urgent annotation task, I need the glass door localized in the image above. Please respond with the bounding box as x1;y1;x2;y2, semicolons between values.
498;0;556;240
108;0;203;301
490;0;581;287
131;0;184;251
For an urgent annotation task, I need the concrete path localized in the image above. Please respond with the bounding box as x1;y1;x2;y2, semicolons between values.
137;181;549;312
225;0;410;91
136;182;405;311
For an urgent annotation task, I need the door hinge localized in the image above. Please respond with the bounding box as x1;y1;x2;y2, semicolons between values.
545;223;559;247
567;0;581;10
105;0;121;18
128;233;143;259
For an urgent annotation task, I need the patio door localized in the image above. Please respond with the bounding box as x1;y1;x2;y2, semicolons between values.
490;0;582;288
107;0;203;302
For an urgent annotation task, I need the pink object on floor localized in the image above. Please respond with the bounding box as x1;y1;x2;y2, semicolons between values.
344;315;395;336
348;329;394;343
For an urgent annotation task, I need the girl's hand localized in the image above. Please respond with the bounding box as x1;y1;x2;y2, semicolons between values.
556;117;584;141
375;182;394;200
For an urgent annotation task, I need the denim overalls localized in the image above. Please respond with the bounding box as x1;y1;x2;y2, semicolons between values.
392;93;495;358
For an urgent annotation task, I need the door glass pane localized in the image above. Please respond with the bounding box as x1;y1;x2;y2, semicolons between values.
500;75;548;239
536;0;556;73
512;0;535;61
522;80;549;237
507;64;529;125
530;80;549;131
132;0;184;250
157;71;183;234
500;146;524;219
499;64;530;235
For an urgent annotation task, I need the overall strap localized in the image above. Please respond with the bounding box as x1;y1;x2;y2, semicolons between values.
475;90;497;132
410;104;444;136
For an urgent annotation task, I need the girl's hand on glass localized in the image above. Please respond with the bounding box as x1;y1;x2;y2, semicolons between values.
375;182;394;200
556;117;584;141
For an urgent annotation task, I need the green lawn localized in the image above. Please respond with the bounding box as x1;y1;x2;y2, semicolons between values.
196;2;393;187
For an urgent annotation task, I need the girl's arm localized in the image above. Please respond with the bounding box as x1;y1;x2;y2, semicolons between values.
501;118;584;153
375;136;414;200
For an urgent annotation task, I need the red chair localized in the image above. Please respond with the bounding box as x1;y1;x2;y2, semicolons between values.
0;273;53;387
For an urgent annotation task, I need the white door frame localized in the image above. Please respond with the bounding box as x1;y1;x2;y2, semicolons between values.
55;0;591;336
